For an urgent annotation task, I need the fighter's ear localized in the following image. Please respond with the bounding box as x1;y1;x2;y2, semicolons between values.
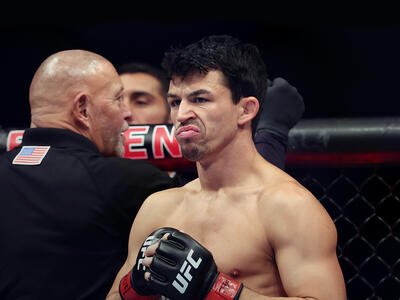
72;93;90;129
237;96;259;126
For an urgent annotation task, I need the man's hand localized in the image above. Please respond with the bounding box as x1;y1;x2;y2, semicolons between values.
142;229;243;300
256;77;305;139
119;227;178;299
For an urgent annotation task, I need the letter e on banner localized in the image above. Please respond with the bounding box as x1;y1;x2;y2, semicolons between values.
124;126;149;159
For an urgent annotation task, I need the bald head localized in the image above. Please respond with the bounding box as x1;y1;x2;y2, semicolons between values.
28;49;131;157
29;49;117;128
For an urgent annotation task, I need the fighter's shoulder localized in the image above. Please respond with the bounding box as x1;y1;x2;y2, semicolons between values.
259;173;336;242
146;186;184;203
260;173;320;217
141;178;198;209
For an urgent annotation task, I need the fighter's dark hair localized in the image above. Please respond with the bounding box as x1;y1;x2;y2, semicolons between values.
161;35;268;135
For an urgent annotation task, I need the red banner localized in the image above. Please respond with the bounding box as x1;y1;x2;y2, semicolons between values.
6;125;195;171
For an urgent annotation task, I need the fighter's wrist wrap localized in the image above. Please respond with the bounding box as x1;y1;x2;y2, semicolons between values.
119;270;152;300
205;272;243;300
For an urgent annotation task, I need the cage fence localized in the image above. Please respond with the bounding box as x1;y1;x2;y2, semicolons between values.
286;117;400;300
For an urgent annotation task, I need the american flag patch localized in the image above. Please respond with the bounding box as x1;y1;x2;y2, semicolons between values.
12;146;50;165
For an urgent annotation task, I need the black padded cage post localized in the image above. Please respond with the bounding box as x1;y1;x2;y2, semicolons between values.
286;117;400;300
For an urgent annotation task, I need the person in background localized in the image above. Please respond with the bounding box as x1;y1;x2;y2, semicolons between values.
118;62;171;125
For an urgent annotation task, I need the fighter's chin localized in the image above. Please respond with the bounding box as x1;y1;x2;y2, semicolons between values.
181;146;203;161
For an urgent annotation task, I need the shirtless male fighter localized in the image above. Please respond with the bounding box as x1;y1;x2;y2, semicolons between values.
106;35;347;300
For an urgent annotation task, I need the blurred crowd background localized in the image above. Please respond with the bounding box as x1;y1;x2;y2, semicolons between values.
1;12;400;129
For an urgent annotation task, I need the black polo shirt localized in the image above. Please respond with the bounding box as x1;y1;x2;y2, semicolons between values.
0;128;177;300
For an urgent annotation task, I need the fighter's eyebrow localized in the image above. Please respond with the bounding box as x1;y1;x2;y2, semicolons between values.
188;89;211;97
167;89;211;99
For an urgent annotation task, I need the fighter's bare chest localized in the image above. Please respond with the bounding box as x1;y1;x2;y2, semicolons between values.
164;191;272;278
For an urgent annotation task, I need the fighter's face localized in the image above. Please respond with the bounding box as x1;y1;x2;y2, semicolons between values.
167;70;240;162
120;73;170;125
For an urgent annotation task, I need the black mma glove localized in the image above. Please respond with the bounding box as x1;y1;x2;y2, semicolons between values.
119;227;179;300
255;77;305;139
146;229;243;300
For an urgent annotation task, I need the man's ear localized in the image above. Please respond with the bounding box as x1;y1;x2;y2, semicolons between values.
73;93;90;129
238;96;259;126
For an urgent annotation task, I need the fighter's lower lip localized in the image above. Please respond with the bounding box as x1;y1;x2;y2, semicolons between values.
177;130;199;138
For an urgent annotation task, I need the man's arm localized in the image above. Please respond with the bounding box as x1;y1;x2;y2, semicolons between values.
106;192;168;300
225;183;346;300
254;77;305;170
261;183;347;300
105;219;152;299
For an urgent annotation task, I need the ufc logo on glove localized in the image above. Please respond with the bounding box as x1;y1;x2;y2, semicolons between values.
172;248;202;294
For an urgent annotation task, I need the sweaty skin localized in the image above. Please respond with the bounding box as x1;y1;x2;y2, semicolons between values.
106;71;346;300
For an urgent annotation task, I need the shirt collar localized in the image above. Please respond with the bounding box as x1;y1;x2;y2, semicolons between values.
21;128;100;154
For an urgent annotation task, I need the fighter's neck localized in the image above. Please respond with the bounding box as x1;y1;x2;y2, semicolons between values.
196;137;261;191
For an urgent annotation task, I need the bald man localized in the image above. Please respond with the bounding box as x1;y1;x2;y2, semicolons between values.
0;50;177;300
